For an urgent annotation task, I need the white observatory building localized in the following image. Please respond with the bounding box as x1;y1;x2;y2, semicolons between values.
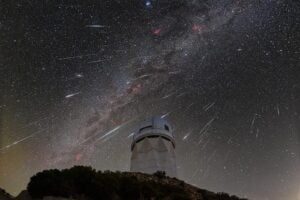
130;116;177;177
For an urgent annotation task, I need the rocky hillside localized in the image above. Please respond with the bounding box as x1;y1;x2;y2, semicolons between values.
2;166;248;200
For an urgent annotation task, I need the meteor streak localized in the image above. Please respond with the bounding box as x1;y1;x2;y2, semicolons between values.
0;129;46;151
85;25;106;28
65;92;81;99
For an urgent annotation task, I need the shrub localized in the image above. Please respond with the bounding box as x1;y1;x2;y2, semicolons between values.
153;170;166;179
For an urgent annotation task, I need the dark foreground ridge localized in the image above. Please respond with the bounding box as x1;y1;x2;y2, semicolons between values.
0;188;13;200
3;166;248;200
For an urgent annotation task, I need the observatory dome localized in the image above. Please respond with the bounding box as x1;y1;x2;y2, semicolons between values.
130;116;177;177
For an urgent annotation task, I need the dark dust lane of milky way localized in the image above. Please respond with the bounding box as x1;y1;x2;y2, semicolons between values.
0;0;299;199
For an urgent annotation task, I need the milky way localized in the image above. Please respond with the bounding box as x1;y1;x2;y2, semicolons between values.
1;1;299;199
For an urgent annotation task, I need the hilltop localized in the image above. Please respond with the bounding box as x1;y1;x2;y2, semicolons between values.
1;166;247;200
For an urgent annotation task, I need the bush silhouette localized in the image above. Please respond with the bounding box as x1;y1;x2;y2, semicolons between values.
27;169;67;198
153;170;167;179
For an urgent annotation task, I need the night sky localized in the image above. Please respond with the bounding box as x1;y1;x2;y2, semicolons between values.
1;0;299;199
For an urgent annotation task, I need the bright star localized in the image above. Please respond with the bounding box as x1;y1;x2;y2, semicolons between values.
145;0;152;8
